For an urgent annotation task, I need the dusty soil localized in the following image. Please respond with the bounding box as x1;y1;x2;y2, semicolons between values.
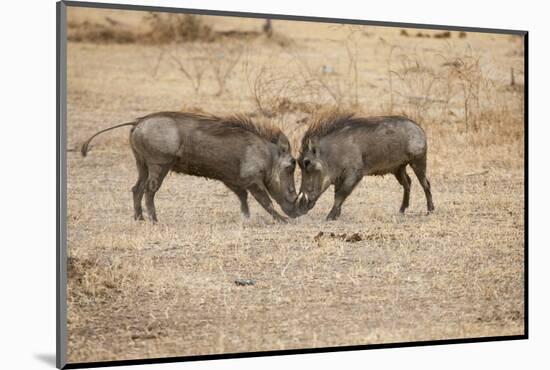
65;7;525;363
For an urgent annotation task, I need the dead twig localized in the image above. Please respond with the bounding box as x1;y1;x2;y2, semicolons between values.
465;169;489;177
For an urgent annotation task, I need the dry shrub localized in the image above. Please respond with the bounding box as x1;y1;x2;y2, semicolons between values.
68;13;292;46
291;26;364;110
144;12;213;43
385;45;524;138
204;43;246;96
169;42;246;96
246;66;321;117
275;98;321;115
442;54;485;131
415;32;431;38
434;31;451;39
67;13;214;44
169;45;210;94
68;13;214;44
388;55;441;123
248;67;297;116
67;20;137;43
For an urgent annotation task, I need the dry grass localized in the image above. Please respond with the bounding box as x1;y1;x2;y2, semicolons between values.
66;7;525;364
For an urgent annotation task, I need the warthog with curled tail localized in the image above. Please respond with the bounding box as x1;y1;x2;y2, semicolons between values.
81;112;300;222
296;112;435;220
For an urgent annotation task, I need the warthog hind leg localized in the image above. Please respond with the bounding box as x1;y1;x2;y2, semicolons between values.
394;164;412;213
132;157;148;221
411;156;434;213
144;163;171;222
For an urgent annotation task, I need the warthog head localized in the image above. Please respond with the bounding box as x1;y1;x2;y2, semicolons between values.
297;137;332;214
266;135;301;218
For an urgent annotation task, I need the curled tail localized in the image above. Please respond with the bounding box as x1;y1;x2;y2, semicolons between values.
81;121;137;157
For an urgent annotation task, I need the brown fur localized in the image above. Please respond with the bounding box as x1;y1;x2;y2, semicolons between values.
300;111;404;150
138;111;283;144
297;112;434;220
81;111;298;223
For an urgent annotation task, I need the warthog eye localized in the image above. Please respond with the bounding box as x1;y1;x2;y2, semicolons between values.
304;159;311;169
290;158;296;167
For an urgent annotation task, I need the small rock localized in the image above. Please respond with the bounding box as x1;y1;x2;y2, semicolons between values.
234;279;256;286
321;65;335;74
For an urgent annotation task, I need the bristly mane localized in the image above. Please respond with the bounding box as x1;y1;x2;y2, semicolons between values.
302;111;355;143
301;111;403;148
137;111;283;144
212;114;283;144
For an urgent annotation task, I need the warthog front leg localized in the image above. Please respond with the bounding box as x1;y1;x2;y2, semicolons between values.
247;182;288;223
144;163;171;222
226;185;250;218
326;173;362;221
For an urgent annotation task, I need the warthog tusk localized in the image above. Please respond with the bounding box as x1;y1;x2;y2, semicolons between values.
304;193;309;203
296;192;304;204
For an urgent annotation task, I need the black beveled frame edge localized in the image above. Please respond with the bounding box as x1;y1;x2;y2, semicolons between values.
62;335;526;369
56;1;529;369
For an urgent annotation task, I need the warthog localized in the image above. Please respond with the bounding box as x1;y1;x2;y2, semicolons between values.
81;112;300;222
297;113;435;220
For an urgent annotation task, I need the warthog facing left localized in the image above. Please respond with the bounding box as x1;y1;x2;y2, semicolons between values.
81;112;300;222
297;112;435;220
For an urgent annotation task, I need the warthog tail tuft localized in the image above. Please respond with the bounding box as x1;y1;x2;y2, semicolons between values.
80;121;137;157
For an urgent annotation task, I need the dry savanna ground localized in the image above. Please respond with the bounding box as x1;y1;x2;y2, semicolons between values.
65;7;525;364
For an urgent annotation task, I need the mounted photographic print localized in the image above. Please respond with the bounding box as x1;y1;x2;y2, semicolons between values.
57;1;527;368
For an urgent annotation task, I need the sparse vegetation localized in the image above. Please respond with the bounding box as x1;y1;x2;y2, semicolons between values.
205;43;246;96
169;45;209;94
68;11;280;44
144;12;213;43
66;7;525;364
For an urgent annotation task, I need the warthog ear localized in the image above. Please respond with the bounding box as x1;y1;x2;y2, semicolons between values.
307;137;321;157
277;134;291;154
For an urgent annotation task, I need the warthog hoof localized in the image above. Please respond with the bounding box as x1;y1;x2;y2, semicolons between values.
274;214;289;223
